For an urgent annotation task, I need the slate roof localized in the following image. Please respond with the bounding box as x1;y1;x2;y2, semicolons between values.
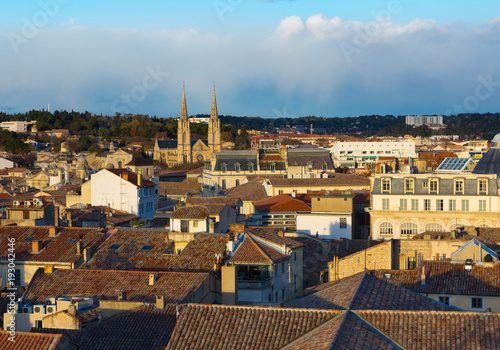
0;226;104;263
125;157;153;166
229;235;288;263
289;272;455;311
0;331;66;350
213;150;258;172
472;145;500;176
252;194;311;213
372;260;500;296
188;196;241;207
81;230;228;273
34;304;177;350
170;205;209;219
105;169;156;188
156;140;177;149
268;174;370;187
222;181;267;201
165;304;340;350
359;310;500;350
287;149;334;170
23;268;209;305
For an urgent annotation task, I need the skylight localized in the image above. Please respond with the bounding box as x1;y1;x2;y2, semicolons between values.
24;237;33;242
109;244;121;250
141;245;153;251
68;239;77;243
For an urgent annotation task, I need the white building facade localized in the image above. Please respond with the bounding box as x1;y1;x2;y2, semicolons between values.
90;169;157;220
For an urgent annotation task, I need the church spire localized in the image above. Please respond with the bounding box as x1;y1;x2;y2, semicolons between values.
210;83;218;120
180;84;188;120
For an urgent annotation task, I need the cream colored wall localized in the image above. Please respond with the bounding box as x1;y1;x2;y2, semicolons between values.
99;300;145;319
271;184;369;196
0;262;72;288
290;247;303;300
43;312;79;330
428;294;500;312
221;265;237;305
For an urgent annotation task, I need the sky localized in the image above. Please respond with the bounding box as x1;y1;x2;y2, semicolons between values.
1;0;500;119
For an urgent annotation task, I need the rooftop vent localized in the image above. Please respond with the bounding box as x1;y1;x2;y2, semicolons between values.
465;258;474;271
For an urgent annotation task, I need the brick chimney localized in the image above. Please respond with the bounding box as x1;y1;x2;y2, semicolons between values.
149;273;156;286
54;206;59;227
156;295;165;309
32;240;42;253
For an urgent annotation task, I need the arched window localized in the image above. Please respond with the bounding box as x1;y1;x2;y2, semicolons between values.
401;222;418;236
425;223;443;232
380;222;393;236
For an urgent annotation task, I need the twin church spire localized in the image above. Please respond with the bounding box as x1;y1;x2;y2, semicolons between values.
177;85;221;164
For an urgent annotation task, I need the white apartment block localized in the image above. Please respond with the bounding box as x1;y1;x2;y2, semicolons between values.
329;140;416;168
405;115;444;126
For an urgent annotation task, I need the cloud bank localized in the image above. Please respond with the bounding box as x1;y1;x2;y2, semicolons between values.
2;14;500;118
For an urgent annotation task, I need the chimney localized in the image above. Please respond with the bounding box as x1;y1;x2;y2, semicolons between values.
118;291;126;301
137;173;143;187
122;172;129;181
156;295;165;309
32;240;42;253
76;239;83;255
83;248;92;263
54;206;59;227
420;265;426;287
68;304;76;316
49;227;58;237
67;211;72;227
149;274;156;286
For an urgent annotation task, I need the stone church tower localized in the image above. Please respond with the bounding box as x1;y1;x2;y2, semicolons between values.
208;85;221;154
177;86;192;164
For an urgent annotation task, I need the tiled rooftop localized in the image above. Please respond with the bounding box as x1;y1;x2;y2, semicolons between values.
170;205;208;219
105;169;156;188
165;304;339;350
247;227;304;249
229;235;288;263
81;230;228;273
0;226;104;263
252;194;311;213
222;181;267;201
359;310;500;350
35;304;177;350
372;260;500;296
188;196;241;207
289;272;455;311
0;331;65;350
23;268;209;305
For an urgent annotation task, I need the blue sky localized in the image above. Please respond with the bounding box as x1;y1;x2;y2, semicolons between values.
2;1;500;118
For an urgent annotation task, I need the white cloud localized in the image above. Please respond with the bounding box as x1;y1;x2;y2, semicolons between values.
275;16;305;38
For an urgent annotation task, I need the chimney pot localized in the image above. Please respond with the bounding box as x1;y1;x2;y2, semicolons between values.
149;273;156;286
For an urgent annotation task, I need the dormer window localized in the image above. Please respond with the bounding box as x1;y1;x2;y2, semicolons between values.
381;178;391;193
235;162;241;173
270;162;276;172
478;179;487;194
322;162;328;171
307;161;313;171
248;162;254;172
454;179;464;194
221;163;227;173
405;178;414;193
429;179;438;193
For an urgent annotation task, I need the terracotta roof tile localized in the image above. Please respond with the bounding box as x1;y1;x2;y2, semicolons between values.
0;226;104;263
105;169;156;188
290;272;454;311
165;304;340;350
222;182;267;201
268;174;370;187
359;310;500;349
170;205;208;219
0;331;63;350
372;260;500;296
252;194;311;213
23;268;208;305
229;235;288;263
247;227;304;249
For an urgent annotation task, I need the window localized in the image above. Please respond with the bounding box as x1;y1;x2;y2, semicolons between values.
270;162;276;172
193;221;198;227
380;222;393;235
274;264;278;276
294;251;297;263
429;179;438;193
279;190;283;195
382;179;391;193
322;162;328;171
425;223;443;232
35;320;43;328
294;274;298;293
422;181;428;189
454;179;464;194
449;199;456;211
248;162;254;172
141;245;154;251
268;293;272;302
281;288;285;302
109;244;121;250
235;179;240;186
400;222;418;236
424;199;431;211
478;179;487;194
411;199;418;211
406;256;417;270
471;297;483;310
339;218;347;229
438;296;450;305
382;198;390;211
479;200;487;212
221;179;226;190
400;199;407;211
282;263;285;274
436;199;444;211
23;211;30;220
14;269;21;286
221;163;227;173
462;199;469;212
235;163;241;173
405;179;414;193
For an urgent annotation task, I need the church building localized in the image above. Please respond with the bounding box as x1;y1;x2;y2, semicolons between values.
154;86;221;166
